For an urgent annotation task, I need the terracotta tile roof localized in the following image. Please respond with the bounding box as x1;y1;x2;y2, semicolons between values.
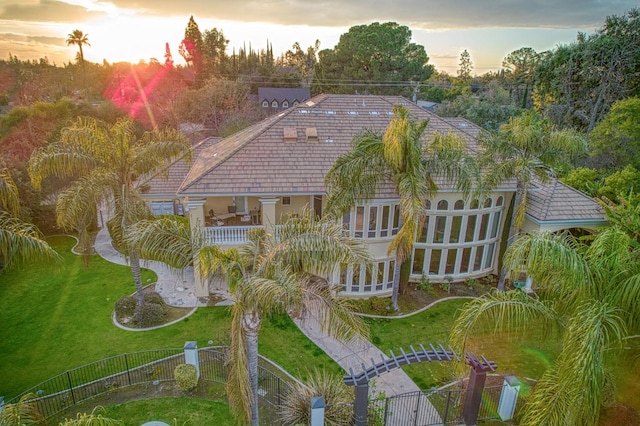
142;137;219;196
178;94;483;196
526;178;606;224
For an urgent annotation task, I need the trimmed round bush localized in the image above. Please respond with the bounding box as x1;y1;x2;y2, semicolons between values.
137;302;167;328
174;363;198;391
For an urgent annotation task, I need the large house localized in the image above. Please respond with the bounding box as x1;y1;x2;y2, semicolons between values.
144;94;606;298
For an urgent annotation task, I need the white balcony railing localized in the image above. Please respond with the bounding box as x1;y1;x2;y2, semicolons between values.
204;225;263;245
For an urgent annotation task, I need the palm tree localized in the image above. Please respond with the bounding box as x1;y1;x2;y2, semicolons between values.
0;169;60;270
325;104;480;310
450;224;639;425
479;109;586;290
66;29;90;94
0;393;44;425
127;207;371;426
66;29;90;65
28;117;191;320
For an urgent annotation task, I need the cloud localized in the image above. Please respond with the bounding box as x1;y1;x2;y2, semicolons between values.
104;0;637;29
0;0;104;23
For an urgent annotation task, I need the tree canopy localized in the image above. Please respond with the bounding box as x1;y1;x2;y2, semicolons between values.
312;22;433;96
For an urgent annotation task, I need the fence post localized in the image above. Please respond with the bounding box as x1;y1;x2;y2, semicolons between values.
124;353;132;386
463;367;487;425
354;383;369;426
498;376;521;420
310;396;325;426
66;371;76;405
183;341;200;379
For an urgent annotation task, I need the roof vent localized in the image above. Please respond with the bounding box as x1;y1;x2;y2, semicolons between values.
325;110;336;115
284;127;297;143
306;127;318;143
298;109;309;114
369;111;380;115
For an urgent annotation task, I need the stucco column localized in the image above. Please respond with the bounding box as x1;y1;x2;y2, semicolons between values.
259;198;278;234
186;198;208;298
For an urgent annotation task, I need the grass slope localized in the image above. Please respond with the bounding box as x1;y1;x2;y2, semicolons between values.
0;236;337;399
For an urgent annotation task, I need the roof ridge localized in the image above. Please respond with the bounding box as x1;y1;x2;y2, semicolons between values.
540;178;560;221
178;109;295;193
138;136;213;187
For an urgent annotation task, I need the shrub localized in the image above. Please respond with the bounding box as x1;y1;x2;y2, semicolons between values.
114;295;137;318
137;302;166;328
143;290;166;306
174;363;198;391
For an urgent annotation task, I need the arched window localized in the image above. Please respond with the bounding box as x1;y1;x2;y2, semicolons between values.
484;198;492;208
454;200;465;210
271;100;279;108
496;196;504;206
293;101;299;106
282;101;289;108
425;200;431;210
437;200;448;210
470;199;479;209
262;100;268;108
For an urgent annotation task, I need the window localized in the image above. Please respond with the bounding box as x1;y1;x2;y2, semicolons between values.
368;206;378;238
412;249;426;275
281;196;291;206
262;100;268;108
410;195;506;281
282;100;289;108
344;203;399;239
293;101;299;106
271;100;278;108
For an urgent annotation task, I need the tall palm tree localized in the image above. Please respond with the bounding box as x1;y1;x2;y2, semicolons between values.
28;117;191;320
127;207;371;426
0;169;59;270
66;29;90;94
450;225;639;425
66;29;90;65
479;109;586;290
325;105;480;310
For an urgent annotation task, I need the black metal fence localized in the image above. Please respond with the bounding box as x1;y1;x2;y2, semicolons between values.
8;346;296;422
327;384;506;425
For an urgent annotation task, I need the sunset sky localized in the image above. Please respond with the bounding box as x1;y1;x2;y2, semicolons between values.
0;0;636;75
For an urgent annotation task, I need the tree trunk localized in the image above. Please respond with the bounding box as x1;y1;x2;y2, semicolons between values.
129;247;145;321
497;185;524;291
391;253;402;311
243;310;262;426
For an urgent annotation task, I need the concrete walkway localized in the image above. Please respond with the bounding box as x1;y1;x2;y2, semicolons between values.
94;226;441;424
94;227;232;307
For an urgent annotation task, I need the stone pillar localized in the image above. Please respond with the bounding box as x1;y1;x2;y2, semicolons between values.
498;376;521;420
186;198;208;298
183;341;200;379
310;396;325;426
259;198;278;234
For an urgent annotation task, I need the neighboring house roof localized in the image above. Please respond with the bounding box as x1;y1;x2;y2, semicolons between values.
178;94;483;197
258;87;311;104
526;178;607;227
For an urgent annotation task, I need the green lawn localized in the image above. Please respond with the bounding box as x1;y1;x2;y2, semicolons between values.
74;397;235;425
0;236;336;399
367;298;563;389
1;235;564;406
